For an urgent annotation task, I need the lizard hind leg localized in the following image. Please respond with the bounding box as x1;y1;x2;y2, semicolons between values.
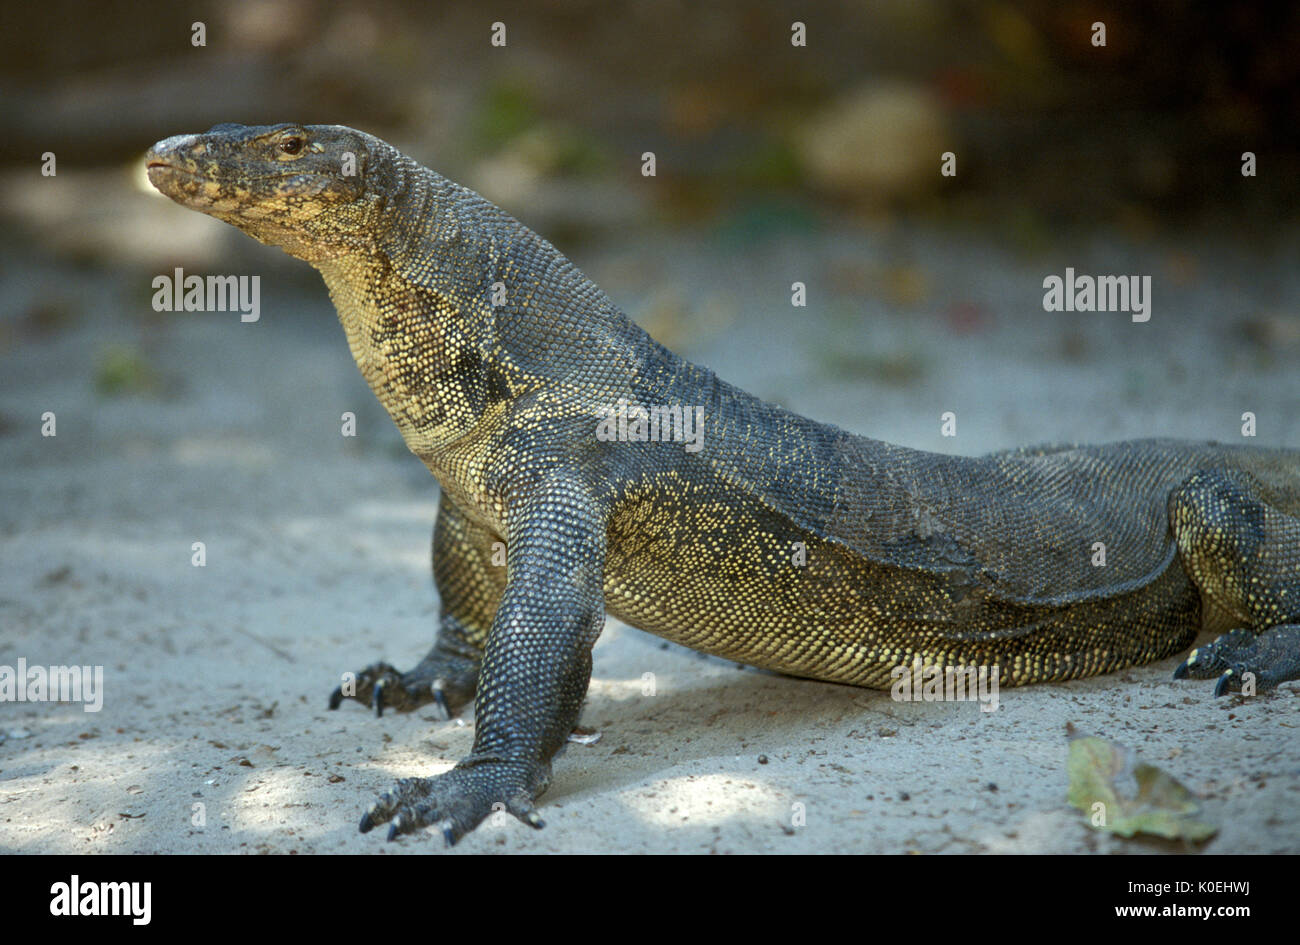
1169;468;1300;695
328;494;502;718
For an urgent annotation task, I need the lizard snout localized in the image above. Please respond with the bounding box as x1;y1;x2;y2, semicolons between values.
145;135;214;204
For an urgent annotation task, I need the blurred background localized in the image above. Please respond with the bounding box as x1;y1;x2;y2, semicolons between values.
2;0;1299;856
4;0;1299;225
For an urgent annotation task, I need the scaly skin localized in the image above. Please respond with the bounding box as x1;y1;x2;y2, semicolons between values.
146;123;1300;844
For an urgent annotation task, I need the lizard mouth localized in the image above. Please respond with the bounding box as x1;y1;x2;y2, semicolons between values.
146;159;196;176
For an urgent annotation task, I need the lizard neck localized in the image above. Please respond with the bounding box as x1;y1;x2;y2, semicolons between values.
315;252;491;459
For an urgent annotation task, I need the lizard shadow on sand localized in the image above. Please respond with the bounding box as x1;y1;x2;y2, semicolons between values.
545;632;993;803
544;625;1260;808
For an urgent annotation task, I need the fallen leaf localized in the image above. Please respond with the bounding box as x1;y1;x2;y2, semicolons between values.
1067;735;1216;842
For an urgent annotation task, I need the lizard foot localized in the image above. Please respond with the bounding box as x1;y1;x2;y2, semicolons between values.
1173;625;1300;696
327;660;468;719
359;757;547;845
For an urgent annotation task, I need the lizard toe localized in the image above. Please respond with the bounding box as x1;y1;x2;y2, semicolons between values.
328;662;402;712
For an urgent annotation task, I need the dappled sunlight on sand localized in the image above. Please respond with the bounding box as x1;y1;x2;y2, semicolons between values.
618;771;787;828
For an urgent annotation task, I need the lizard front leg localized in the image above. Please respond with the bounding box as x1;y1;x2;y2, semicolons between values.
328;492;504;718
359;471;607;843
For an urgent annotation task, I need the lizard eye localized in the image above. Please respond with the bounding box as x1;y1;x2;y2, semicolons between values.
279;136;304;155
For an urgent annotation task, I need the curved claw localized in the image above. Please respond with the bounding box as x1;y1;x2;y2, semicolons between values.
387;824;401;842
1214;670;1233;697
1172;661;1189;680
522;809;546;830
431;686;450;720
328;686;344;710
372;681;386;717
442;824;456;847
359;812;375;834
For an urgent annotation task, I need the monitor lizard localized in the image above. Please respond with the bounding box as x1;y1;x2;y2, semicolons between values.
145;123;1300;845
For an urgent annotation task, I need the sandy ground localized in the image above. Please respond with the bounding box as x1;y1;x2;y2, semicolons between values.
2;217;1298;854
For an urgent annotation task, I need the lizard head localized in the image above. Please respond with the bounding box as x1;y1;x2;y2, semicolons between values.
145;122;382;261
